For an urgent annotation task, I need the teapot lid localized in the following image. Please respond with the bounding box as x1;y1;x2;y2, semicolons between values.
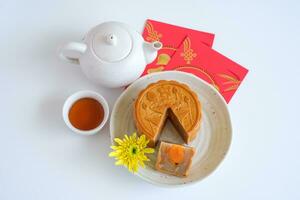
91;22;132;63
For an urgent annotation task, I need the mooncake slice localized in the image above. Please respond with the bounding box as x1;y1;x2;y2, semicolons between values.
134;80;201;147
155;141;195;177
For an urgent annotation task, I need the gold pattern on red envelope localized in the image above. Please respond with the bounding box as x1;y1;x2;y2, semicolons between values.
180;37;197;64
141;19;215;76
165;36;248;103
218;73;241;92
145;21;162;42
161;45;177;51
174;66;220;91
147;66;164;74
147;54;172;74
141;20;248;103
157;54;171;65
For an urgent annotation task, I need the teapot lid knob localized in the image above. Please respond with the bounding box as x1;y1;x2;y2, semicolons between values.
106;34;117;46
91;22;132;63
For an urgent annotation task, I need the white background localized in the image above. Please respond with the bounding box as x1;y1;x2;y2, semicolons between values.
1;0;299;199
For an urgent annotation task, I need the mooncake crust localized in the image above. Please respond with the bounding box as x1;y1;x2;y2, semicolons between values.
134;80;201;147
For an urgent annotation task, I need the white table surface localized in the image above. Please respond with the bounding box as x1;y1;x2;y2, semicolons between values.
1;0;299;199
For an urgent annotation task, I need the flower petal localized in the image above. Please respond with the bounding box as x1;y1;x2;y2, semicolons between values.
110;145;119;150
109;151;119;157
115;159;124;166
129;133;137;143
128;162;133;172
138;154;148;161
138;135;145;145
132;163;138;173
139;160;145;168
114;138;123;145
124;134;129;141
132;132;137;137
144;148;155;154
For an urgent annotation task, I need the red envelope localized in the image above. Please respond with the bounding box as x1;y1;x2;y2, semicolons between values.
164;36;248;103
141;19;215;75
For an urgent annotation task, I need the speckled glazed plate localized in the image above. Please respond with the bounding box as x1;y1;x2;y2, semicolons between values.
110;71;232;186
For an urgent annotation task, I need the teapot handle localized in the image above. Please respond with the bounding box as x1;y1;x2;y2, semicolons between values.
58;42;87;65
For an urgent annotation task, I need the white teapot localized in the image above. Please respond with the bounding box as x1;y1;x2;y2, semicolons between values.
58;21;162;88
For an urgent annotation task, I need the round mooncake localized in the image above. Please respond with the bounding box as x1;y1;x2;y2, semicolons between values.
134;80;201;147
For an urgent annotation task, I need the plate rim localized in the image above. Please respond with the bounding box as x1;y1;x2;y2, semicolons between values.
109;71;232;187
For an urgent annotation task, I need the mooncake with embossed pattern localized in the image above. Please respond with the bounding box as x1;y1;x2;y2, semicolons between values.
134;80;201;147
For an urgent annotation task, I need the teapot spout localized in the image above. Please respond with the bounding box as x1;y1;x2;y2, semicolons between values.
143;41;162;64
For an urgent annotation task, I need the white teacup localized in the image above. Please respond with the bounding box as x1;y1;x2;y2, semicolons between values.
62;90;109;135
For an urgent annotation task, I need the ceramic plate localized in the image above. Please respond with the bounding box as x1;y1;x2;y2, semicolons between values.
110;71;232;186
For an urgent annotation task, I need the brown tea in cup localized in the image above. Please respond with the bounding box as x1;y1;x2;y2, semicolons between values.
68;98;104;131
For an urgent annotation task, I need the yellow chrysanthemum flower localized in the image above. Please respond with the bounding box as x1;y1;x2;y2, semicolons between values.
109;133;154;173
